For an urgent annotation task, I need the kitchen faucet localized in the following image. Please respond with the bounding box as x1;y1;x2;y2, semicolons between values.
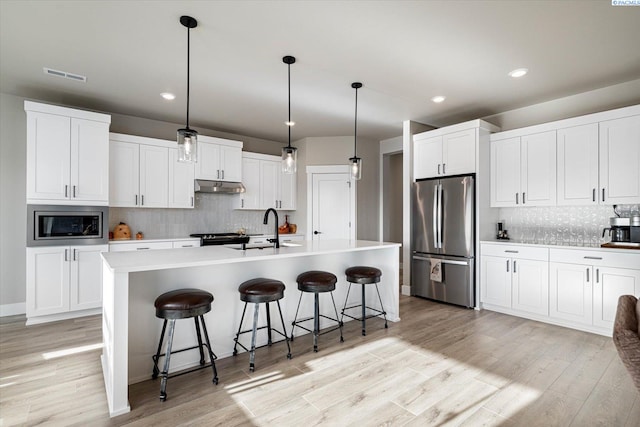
263;208;280;248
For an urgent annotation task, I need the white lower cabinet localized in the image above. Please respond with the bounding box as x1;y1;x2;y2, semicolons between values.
480;244;548;316
27;244;108;323
481;243;640;336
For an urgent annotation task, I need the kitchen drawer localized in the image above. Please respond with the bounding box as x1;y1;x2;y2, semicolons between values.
481;243;548;261
281;235;304;243
550;248;640;269
109;241;173;252
172;239;200;248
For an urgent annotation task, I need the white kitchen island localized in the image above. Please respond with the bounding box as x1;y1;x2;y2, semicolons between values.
100;239;401;417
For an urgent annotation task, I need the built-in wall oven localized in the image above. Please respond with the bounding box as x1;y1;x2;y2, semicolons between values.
27;205;108;247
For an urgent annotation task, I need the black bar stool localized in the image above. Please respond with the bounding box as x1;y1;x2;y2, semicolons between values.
341;266;388;336
291;270;344;352
152;288;218;401
233;278;292;371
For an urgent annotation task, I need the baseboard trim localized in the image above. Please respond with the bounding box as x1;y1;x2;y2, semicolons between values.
0;302;26;317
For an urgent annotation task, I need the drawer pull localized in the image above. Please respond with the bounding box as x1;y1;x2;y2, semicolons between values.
583;256;603;260
182;245;193;248
504;250;519;253
136;247;150;250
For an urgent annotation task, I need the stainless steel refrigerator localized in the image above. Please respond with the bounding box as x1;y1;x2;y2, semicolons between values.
412;175;475;308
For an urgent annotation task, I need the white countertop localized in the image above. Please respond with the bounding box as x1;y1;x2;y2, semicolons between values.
480;239;640;254
102;239;401;273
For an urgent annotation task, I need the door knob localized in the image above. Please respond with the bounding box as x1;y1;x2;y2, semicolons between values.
314;231;322;235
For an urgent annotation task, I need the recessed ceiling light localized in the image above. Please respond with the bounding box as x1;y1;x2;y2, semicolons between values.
508;68;528;78
431;96;446;103
160;92;175;100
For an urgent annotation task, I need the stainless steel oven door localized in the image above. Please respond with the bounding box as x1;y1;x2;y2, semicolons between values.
27;205;108;247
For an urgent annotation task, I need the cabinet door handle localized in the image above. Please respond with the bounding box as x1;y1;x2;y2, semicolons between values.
65;185;68;198
506;260;509;272
442;163;446;174
504;250;519;253
135;194;138;205
586;268;590;282
513;260;517;273
64;249;68;262
522;192;525;204
182;245;193;248
217;170;220;179
241;199;244;208
596;268;599;283
191;196;194;207
602;188;605;202
515;193;519;205
73;249;77;261
222;170;225;180
73;185;76;198
136;247;150;250
592;188;596;202
141;195;144;206
583;256;603;260
437;164;441;175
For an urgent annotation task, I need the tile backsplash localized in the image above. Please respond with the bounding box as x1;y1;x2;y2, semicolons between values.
498;204;640;247
109;193;298;238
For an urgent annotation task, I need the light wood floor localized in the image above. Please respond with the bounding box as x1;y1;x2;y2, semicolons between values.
1;295;638;426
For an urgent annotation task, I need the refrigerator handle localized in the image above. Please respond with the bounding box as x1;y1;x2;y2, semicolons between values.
438;183;443;248
432;184;439;248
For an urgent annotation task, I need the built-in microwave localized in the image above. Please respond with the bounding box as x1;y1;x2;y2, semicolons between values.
27;205;109;247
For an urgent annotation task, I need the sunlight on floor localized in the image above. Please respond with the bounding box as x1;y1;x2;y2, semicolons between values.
41;342;103;360
222;336;542;423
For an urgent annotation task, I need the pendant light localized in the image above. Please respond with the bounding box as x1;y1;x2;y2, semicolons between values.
349;82;363;180
281;55;297;174
177;15;198;163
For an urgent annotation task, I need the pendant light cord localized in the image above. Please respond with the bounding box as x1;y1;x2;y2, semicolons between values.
186;25;191;129
287;61;291;149
354;86;358;157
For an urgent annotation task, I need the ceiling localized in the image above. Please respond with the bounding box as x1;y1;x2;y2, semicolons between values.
1;1;639;143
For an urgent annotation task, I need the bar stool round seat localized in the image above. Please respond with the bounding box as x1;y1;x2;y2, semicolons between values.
341;266;387;336
239;278;285;303
345;266;381;284
152;288;218;401
297;270;337;293
291;270;343;352
155;288;214;319
234;278;291;371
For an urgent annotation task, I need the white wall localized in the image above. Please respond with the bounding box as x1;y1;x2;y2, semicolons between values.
294;136;379;241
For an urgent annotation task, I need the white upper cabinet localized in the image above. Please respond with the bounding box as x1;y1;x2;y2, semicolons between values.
490;137;521;207
491;131;556;207
599;115;640;204
414;128;476;179
109;133;190;209
491;105;640;207
521;131;556;206
238;152;296;210
557;123;599;205
168;148;195;208
196;136;243;182
25;101;110;205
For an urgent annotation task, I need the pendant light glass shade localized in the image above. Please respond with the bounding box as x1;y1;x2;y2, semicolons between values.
349;156;362;180
350;82;363;180
177;15;198;163
282;56;297;174
177;127;198;162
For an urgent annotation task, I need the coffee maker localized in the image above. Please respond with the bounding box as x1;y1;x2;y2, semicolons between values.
631;216;640;243
602;217;631;243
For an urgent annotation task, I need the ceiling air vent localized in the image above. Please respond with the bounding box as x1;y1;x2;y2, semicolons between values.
43;67;87;83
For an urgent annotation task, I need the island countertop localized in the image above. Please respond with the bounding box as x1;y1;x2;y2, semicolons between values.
100;239;401;417
102;239;401;273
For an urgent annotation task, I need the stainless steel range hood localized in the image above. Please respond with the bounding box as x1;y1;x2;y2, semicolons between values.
194;179;246;194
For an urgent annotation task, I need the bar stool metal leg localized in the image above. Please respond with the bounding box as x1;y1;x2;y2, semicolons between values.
266;302;273;346
276;300;292;359
159;319;176;401
199;315;219;384
313;293;320;351
375;284;388;328
249;303;260;372
152;319;168;379
290;292;304;341
330;292;344;342
194;317;205;365
361;284;366;336
233;302;248;356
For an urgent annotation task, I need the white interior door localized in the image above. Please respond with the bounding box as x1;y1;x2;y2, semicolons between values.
309;170;355;241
